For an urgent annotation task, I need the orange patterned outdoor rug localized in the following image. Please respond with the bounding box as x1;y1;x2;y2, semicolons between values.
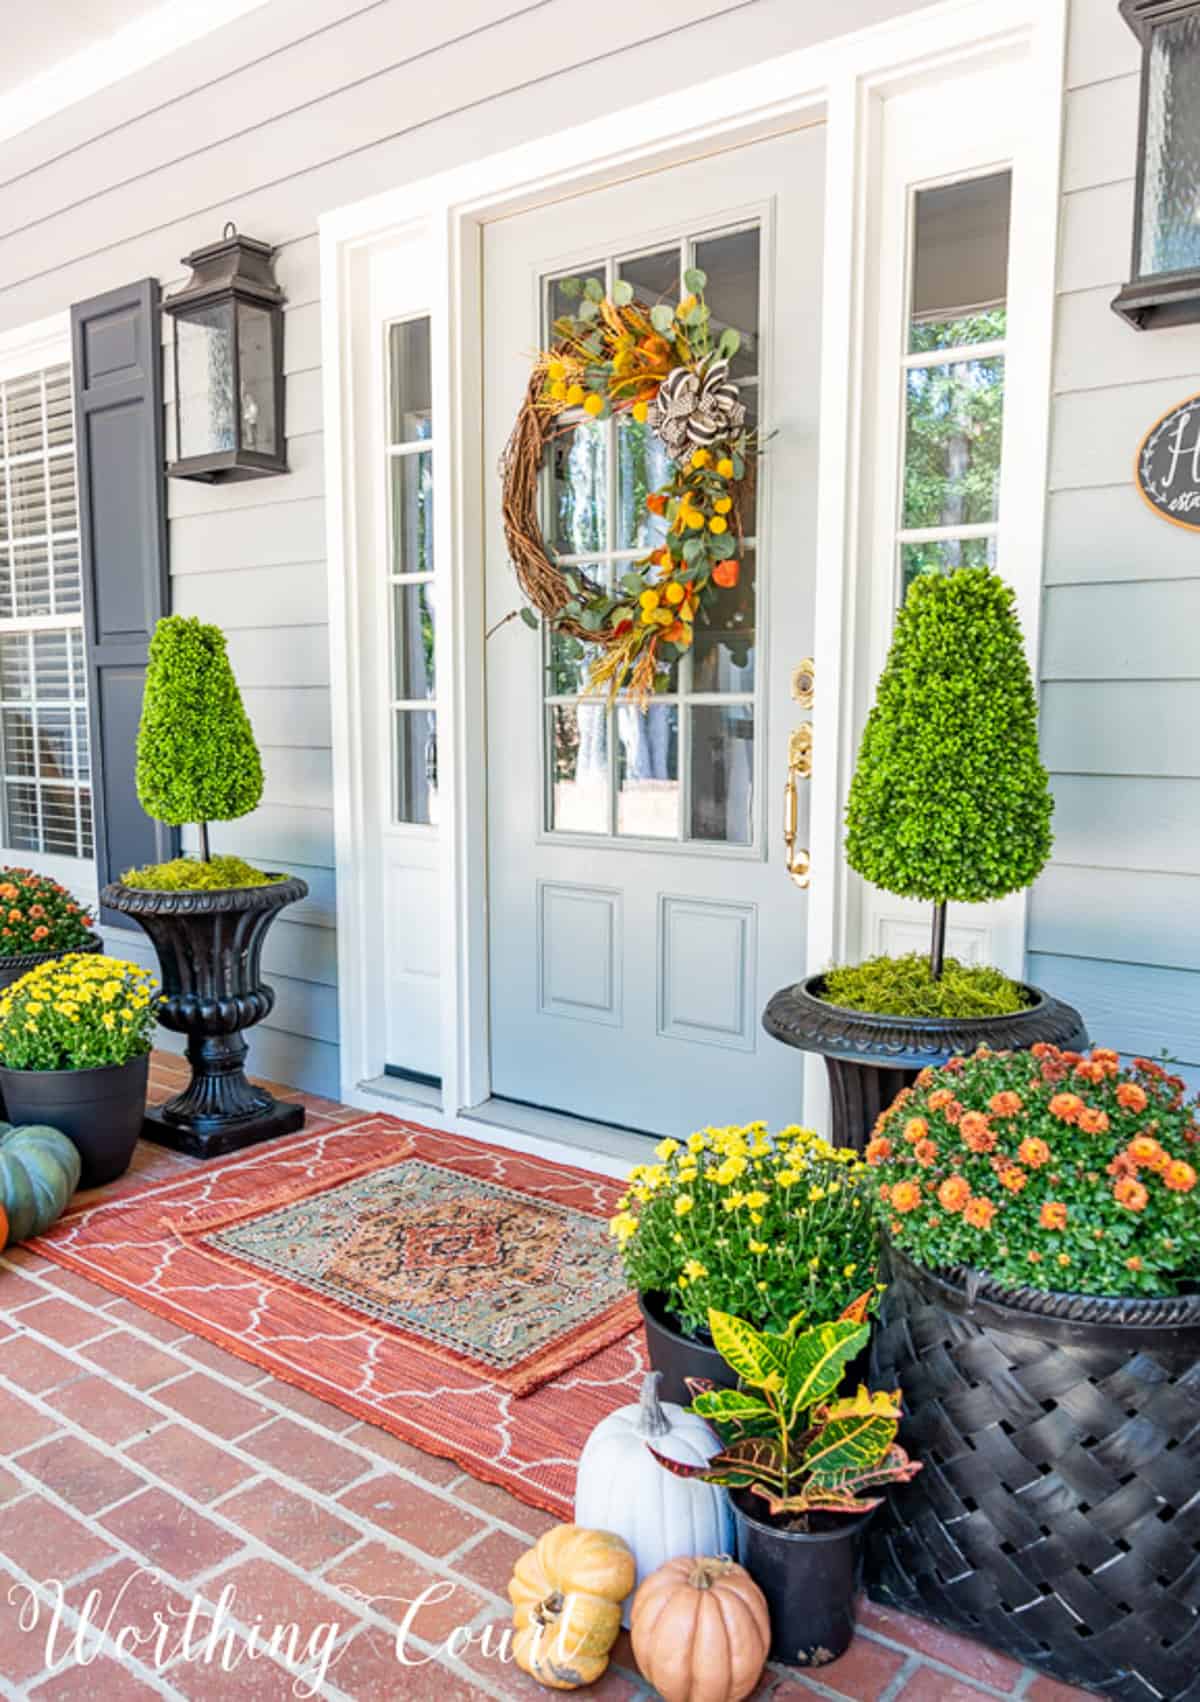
31;1117;647;1516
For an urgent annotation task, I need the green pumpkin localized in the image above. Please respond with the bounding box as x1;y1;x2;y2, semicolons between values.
0;1124;82;1242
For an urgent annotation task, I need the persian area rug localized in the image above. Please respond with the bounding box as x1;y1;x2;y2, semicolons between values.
30;1118;646;1517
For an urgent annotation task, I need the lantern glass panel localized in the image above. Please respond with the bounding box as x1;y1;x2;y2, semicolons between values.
176;303;236;459
1139;12;1200;278
237;303;277;455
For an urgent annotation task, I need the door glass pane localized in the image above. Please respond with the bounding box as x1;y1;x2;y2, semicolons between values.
902;357;1004;529
617;247;681;308
390;453;434;574
901;537;995;599
616;412;671;552
909;172;1012;351
548;703;609;834
692;549;756;692
236;303;276;454
550;420;606;556
617;704;678;839
1139;15;1200;277
689;704;754;845
392;581;436;700
693;226;760;380
546;567;607;696
389;318;433;443
395;707;438;825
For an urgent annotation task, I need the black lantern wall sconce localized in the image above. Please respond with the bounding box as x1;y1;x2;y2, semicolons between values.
163;224;288;481
1114;0;1200;330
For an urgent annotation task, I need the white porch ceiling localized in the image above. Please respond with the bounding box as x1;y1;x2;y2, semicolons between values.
0;0;271;144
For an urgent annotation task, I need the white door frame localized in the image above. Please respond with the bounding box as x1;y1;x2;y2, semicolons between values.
319;0;1067;1142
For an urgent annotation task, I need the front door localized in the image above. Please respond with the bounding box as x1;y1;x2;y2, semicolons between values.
483;130;826;1137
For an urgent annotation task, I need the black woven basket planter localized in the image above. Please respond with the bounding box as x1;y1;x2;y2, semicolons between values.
100;877;308;1160
866;1242;1200;1701
0;931;104;992
762;974;1088;1151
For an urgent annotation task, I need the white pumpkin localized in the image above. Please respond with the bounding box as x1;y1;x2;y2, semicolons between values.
575;1371;734;1626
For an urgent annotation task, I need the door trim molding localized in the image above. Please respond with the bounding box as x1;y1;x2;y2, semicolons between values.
320;0;1068;1126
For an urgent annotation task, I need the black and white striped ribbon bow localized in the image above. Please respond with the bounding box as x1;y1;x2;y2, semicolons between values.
646;356;747;461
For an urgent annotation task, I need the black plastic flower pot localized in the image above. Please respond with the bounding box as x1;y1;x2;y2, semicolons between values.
99;877;308;1161
866;1241;1200;1701
762;973;1089;1152
638;1291;739;1407
0;932;103;993
730;1489;874;1668
0;1052;149;1187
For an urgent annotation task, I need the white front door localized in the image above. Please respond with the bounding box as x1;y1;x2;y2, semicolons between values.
483;130;826;1138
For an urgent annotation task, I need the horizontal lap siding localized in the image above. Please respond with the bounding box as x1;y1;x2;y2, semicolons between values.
1;0;944;1096
1031;0;1200;1082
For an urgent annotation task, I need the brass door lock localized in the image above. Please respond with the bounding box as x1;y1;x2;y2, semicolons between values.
783;722;812;889
791;657;815;708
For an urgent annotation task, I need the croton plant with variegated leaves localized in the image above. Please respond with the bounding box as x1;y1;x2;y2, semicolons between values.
651;1295;921;1522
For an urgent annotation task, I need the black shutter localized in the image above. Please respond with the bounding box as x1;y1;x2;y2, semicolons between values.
71;279;176;927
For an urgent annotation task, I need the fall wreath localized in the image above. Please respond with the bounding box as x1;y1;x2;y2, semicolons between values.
500;266;759;702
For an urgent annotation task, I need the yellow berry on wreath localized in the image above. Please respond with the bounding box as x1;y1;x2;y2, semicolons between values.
717;457;735;478
583;392;604;418
709;515;728;534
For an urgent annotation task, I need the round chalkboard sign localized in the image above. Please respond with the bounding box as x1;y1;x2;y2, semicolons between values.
1135;393;1200;531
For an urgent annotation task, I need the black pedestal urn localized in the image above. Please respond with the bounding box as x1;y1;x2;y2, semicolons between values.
866;1243;1200;1701
101;876;308;1160
762;974;1088;1152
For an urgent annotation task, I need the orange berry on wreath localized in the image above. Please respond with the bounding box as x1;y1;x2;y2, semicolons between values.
712;559;740;589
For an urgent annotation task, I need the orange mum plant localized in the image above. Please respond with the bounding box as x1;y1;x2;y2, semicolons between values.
868;1046;1199;1297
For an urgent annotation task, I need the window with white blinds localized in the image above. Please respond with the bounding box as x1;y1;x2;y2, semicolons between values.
0;363;92;859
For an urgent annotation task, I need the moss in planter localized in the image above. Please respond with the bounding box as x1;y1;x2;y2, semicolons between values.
820;952;1029;1019
120;855;286;893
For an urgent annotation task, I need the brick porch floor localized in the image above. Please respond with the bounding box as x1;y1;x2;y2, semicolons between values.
0;1052;1099;1701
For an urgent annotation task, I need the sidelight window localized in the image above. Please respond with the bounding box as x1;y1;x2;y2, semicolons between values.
896;170;1011;601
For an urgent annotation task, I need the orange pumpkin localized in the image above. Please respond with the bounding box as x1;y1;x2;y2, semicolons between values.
630;1556;770;1702
0;1201;7;1252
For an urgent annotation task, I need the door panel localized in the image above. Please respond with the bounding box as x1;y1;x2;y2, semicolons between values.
484;130;825;1136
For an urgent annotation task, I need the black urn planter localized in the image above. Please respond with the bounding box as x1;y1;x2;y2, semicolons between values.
763;974;1088;1151
638;1291;739;1406
731;1490;874;1667
100;877;308;1160
866;1242;1200;1701
0;931;104;993
0;1053;149;1187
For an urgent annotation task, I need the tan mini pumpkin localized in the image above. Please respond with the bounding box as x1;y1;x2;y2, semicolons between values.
508;1523;636;1690
630;1555;771;1702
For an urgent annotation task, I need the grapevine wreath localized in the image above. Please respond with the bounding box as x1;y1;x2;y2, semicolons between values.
500;267;760;703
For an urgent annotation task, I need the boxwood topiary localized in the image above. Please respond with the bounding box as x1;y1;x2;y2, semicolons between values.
136;616;263;861
844;568;1052;980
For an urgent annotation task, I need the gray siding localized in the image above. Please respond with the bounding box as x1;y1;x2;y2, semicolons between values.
1034;0;1200;1090
0;0;938;1097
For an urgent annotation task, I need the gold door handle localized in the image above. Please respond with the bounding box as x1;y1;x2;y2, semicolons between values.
783;723;812;889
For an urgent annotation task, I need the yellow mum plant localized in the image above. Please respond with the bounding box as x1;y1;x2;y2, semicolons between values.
0;954;159;1071
611;1123;879;1337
